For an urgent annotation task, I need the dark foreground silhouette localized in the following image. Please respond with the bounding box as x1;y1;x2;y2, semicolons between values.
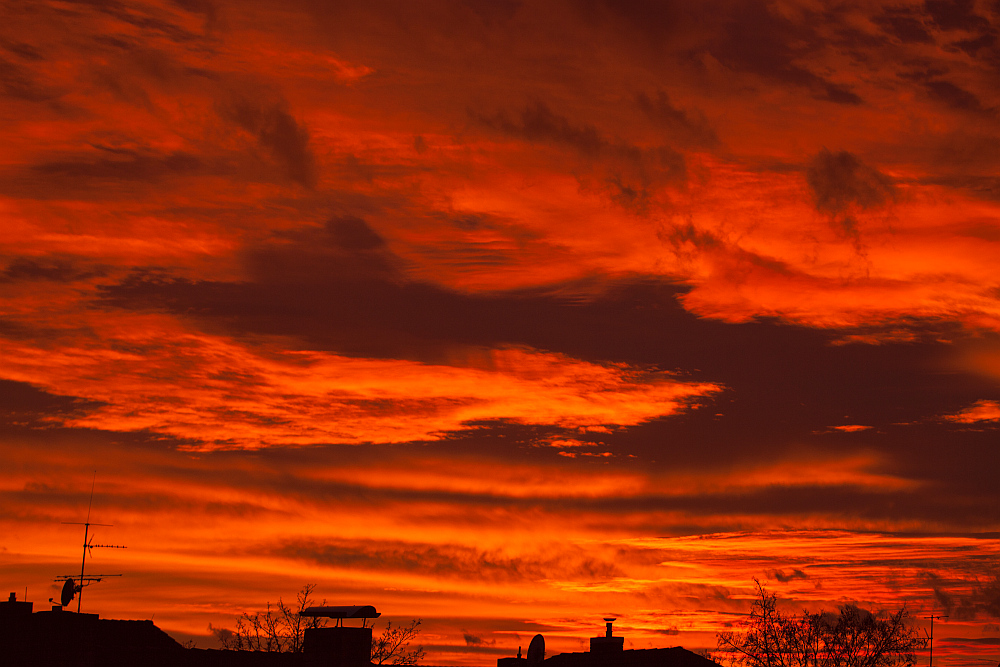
1;593;718;667
499;620;719;667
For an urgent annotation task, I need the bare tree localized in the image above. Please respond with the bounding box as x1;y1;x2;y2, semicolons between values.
372;619;426;666
716;579;925;667
716;580;819;667
212;583;328;652
815;604;925;667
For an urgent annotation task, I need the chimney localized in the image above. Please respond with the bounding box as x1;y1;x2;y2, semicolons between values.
590;618;624;656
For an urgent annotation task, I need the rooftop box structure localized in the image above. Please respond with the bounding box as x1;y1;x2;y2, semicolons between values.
590;619;624;657
0;592;33;616
303;626;372;667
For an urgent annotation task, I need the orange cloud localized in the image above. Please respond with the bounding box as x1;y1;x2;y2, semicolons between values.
945;400;1000;424
0;323;719;448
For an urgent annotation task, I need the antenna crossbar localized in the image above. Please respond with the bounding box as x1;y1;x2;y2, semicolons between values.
61;522;113;527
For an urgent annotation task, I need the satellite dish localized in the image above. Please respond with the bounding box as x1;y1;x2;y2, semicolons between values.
61;578;77;607
527;634;545;665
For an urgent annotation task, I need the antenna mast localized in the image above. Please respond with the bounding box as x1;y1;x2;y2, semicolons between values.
57;473;126;613
923;614;948;667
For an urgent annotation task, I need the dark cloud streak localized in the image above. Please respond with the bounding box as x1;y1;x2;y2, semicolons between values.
806;149;896;214
219;93;317;188
0;257;106;283
271;538;624;583
472;100;685;210
708;2;863;104
635;90;719;148
0;379;106;428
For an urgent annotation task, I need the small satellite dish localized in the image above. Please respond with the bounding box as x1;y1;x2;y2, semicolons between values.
527;634;545;665
61;578;77;607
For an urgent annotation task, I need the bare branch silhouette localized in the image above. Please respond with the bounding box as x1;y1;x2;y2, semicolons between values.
716;579;925;667
212;583;328;652
372;619;425;665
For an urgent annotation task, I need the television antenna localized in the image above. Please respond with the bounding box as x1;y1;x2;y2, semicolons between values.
54;473;126;613
923;614;948;667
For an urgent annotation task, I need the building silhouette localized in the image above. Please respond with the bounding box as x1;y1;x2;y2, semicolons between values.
1;592;719;667
499;619;718;667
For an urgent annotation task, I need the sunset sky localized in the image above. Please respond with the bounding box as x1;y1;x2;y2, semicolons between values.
2;0;1000;664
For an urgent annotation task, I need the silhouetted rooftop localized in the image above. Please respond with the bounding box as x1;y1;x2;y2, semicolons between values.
2;602;720;667
544;647;718;667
